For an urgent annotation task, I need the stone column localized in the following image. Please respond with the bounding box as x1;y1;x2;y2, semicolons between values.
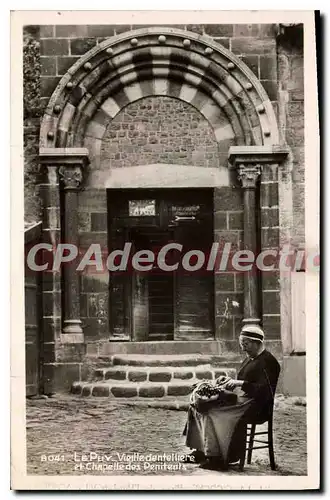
59;164;84;338
39;148;89;344
238;164;261;326
228;146;289;331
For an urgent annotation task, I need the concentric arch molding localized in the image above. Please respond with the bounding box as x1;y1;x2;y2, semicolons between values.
40;27;280;150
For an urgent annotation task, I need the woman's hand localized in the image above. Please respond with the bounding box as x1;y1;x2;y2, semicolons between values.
224;379;244;391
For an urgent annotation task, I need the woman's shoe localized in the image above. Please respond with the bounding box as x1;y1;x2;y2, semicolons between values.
199;457;228;471
181;450;205;463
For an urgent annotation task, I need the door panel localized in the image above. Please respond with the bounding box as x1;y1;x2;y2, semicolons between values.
108;188;214;341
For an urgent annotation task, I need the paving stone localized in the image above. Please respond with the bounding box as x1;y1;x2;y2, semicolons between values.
128;370;147;382
149;371;172;382
92;385;110;397
111;386;137;398
138;385;166;398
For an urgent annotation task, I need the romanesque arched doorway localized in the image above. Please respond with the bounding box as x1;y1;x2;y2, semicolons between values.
39;27;288;354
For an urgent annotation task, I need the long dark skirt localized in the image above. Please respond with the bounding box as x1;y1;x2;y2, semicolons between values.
184;395;256;466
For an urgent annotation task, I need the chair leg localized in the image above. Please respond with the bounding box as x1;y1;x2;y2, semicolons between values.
239;424;247;471
247;424;256;464
268;418;276;470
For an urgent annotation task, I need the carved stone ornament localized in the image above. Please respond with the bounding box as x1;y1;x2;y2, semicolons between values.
59;165;83;190
237;164;261;189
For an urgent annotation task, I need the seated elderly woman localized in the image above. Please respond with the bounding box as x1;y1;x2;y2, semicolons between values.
182;325;280;471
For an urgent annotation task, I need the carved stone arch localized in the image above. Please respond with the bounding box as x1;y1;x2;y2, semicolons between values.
40;27;280;152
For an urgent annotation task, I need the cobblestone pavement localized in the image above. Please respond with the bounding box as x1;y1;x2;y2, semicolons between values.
26;395;307;476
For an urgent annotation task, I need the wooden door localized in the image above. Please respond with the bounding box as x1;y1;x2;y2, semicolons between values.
172;194;214;340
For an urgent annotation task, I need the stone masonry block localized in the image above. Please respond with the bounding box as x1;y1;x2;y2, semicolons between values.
115;25;133;35
105;369;126;381
214;187;243;211
195;370;213;380
240;55;259;78
149;371;172;383
173;371;194;380
214;212;227;230
204;24;234;37
261;207;279;228
260;55;278;81
262;315;281;339
233;24;259;37
260;182;278;208
111;386;137;398
55;25;89;38
43;291;61;317
91;213;108;232
42;342;56;363
92;385;110;397
260;80;278;102
82;385;92;396
186;24;204;35
56;343;86;363
40;39;69;56
167;384;193;396
70;38;97;55
261;227;280;248
43;363;81;393
71;382;82;395
231;38;276;55
87;25;116;37
41;57;56;76
57;56;80;76
228;212;244;230
128;371;148;382
263;291;280;315
41;77;61;98
42;317;61;343
139;385;165;398
40;25;54;38
214;38;230;50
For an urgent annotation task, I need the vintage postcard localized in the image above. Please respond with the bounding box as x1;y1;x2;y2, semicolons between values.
11;10;320;490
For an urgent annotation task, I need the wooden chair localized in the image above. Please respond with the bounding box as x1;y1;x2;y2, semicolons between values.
239;407;276;471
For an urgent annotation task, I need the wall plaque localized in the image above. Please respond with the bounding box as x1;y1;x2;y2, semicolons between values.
172;204;200;216
129;200;156;216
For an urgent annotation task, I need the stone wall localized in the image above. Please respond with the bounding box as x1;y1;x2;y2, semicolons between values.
25;23;305;252
100;97;220;169
22;24;306;387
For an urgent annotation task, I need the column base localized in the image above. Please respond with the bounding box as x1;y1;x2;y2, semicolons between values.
60;333;84;344
63;319;83;334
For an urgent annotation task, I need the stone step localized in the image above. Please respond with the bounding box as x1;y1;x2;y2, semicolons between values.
72;380;208;398
109;354;241;367
95;341;241;357
93;365;237;383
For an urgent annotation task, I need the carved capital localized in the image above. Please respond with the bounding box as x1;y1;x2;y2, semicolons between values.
237;164;261;189
59;165;83;190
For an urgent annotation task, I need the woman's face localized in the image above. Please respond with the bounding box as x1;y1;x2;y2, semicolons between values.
239;336;260;356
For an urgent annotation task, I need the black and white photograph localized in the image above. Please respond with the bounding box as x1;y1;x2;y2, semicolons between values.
11;9;319;490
